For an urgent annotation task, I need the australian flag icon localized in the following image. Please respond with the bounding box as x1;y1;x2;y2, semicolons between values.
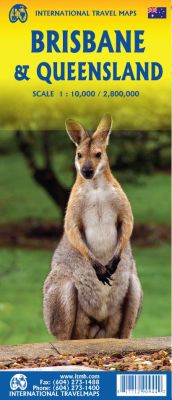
148;7;166;18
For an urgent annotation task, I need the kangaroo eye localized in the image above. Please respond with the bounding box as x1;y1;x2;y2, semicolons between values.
77;152;82;159
95;152;102;159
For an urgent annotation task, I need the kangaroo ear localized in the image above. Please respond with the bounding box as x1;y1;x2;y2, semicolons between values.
93;114;113;146
65;119;89;146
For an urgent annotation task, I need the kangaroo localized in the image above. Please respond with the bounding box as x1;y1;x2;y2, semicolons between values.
43;114;143;340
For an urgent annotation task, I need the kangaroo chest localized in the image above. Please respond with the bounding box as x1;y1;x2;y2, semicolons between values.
82;181;118;265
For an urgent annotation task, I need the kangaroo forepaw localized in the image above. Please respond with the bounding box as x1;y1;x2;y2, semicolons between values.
92;259;112;286
101;273;112;286
106;255;121;276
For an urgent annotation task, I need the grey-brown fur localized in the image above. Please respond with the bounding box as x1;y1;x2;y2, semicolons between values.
43;234;142;339
43;115;143;340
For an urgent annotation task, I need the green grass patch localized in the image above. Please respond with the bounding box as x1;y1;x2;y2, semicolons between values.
133;245;171;338
0;248;53;345
0;153;170;224
0;154;60;223
122;174;170;225
0;245;170;345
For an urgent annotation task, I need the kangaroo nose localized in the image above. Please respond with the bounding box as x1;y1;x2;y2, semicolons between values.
82;162;94;179
82;168;94;179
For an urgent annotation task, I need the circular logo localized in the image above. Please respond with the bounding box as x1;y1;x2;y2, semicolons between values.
10;374;27;391
9;4;28;23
